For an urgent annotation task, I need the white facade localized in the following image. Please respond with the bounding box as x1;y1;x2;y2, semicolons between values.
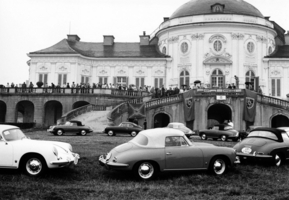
27;0;289;98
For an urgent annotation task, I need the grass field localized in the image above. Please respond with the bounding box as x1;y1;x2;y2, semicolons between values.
1;130;289;200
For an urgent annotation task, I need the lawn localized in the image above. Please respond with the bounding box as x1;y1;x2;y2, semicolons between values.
1;131;289;200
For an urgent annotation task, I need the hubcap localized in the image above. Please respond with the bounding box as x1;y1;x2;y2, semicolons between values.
138;163;154;179
26;158;42;175
213;159;226;175
131;132;136;136
81;130;86;135
57;130;62;135
202;134;206;140
221;136;226;141
275;154;281;166
108;131;113;136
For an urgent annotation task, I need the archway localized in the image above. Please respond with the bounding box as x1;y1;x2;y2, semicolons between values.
73;101;90;109
271;115;289;128
44;101;63;127
207;104;232;128
154;113;170;128
0;101;6;122
16;101;34;123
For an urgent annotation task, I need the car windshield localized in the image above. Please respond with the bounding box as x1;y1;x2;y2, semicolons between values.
2;128;27;141
248;131;278;140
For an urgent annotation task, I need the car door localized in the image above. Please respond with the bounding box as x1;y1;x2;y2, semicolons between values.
0;136;13;167
165;136;204;170
70;122;79;133
207;126;219;138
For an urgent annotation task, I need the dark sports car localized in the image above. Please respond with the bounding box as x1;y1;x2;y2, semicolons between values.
234;127;289;166
47;120;93;136
199;124;239;141
103;122;143;137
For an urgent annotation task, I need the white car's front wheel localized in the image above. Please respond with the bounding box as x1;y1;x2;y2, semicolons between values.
22;155;47;177
134;161;157;180
209;157;227;175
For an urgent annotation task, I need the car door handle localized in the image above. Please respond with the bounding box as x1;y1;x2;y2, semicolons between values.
166;152;172;155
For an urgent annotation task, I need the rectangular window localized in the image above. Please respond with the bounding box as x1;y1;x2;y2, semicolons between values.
99;77;108;84
271;78;281;97
116;77;127;86
81;76;90;84
58;74;67;86
136;77;145;88
154;78;164;88
39;74;48;84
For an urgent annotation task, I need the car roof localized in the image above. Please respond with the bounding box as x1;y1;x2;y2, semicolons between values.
251;127;286;141
0;125;19;132
131;128;185;148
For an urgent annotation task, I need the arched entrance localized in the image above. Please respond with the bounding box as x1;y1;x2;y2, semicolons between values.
207;104;232;128
16;101;34;123
73;101;90;109
0;101;6;122
271;115;289;128
44;101;63;127
154;113;170;128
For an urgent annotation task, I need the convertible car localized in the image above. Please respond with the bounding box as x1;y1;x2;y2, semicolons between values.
99;128;237;180
103;122;143;137
234;127;289;166
199;124;239;141
0;125;80;176
167;122;195;138
47;120;93;136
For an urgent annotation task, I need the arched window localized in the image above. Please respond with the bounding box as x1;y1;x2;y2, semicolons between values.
211;69;224;88
162;46;166;54
180;70;190;88
245;70;255;89
247;42;255;53
268;46;272;55
213;40;222;52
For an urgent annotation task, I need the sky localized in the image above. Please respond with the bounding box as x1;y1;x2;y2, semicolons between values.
0;0;288;85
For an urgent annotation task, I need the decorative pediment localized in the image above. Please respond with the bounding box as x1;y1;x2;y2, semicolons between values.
168;36;179;43
209;34;227;43
231;33;244;40
203;56;232;65
59;66;67;71
82;69;90;74
256;35;268;43
191;33;204;40
39;66;48;71
99;70;108;75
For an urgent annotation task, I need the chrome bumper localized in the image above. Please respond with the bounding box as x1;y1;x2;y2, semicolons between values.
51;153;80;166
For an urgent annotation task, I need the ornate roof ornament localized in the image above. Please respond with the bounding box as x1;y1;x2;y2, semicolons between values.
168;36;179;43
256;35;268;43
191;33;204;40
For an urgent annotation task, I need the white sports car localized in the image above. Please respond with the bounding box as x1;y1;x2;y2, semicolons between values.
0;125;80;176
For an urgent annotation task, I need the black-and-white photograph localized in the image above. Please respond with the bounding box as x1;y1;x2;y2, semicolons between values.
0;0;289;199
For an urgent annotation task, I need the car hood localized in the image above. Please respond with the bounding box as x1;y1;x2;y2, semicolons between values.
14;139;71;151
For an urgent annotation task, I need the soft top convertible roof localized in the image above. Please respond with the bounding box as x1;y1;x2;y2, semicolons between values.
250;127;286;141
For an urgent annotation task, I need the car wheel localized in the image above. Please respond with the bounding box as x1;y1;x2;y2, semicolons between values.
134;161;156;180
22;155;47;177
131;131;137;137
80;130;87;136
56;129;63;136
209;157;227;175
221;135;227;142
273;153;282;167
107;130;114;136
201;133;207;140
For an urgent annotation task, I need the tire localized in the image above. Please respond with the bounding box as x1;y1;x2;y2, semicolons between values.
22;155;47;177
56;129;63;136
80;130;87;136
134;161;157;180
209;157;227;175
273;153;282;167
131;131;137;137
107;130;114;136
201;133;207;140
221;135;227;142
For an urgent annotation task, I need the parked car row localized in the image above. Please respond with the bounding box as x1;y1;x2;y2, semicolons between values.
2;121;289;180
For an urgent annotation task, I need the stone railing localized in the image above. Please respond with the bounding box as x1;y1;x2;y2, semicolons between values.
195;88;245;96
145;94;183;109
61;104;107;122
0;87;150;97
257;95;289;110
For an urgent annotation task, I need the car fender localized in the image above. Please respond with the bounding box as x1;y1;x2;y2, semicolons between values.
199;147;236;167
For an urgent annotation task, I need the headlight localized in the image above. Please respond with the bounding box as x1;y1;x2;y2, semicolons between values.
106;152;112;160
53;146;58;157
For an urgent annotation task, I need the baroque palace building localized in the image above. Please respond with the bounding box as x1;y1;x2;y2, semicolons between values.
28;0;289;99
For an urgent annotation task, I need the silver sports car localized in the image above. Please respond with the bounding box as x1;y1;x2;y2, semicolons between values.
99;128;237;180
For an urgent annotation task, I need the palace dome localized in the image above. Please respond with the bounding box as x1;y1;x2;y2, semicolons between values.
170;0;264;19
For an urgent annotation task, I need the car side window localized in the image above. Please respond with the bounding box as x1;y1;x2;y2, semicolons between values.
212;126;219;130
165;136;188;147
